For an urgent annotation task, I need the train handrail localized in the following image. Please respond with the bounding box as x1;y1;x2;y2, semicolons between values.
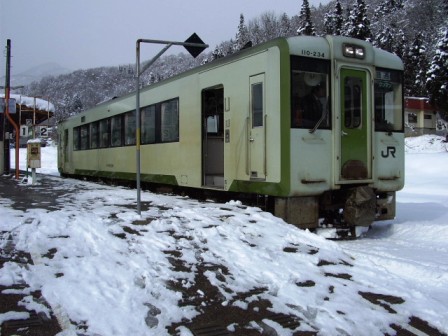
309;102;329;134
246;117;250;176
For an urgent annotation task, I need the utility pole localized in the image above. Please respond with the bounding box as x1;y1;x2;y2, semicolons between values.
3;39;20;179
2;40;11;175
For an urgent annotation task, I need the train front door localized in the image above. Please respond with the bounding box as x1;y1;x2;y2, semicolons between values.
339;68;372;181
248;74;266;180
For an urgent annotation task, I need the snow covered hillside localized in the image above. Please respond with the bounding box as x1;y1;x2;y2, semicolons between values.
1;135;447;335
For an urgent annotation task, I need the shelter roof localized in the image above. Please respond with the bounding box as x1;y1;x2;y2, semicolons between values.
1;94;54;125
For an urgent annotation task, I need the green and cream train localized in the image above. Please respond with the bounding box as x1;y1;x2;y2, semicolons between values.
58;35;404;233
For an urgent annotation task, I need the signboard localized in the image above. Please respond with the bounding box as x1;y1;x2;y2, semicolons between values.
20;125;28;137
27;142;41;168
184;33;207;58
39;126;48;137
0;98;16;114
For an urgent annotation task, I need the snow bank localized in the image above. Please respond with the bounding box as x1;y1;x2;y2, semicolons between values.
405;134;447;153
1;135;446;335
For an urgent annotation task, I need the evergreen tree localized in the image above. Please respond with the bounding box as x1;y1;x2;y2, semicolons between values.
211;46;225;61
249;20;262;45
227;39;236;54
405;33;429;97
372;0;406;51
71;94;84;114
259;11;281;42
375;27;394;52
280;13;293;37
345;0;372;41
393;29;407;60
148;72;156;85
324;0;344;35
297;0;316;36
374;0;404;18
426;26;448;116
234;14;250;51
56;94;73;123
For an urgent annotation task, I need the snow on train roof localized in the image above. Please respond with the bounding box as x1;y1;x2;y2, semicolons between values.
0;93;55;112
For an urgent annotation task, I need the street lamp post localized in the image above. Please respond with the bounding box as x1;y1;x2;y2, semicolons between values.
135;34;208;215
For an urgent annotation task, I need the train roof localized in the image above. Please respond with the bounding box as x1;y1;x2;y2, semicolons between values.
64;35;403;122
286;35;404;70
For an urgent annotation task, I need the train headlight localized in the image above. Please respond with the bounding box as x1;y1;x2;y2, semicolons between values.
355;47;365;58
343;44;355;57
343;44;365;59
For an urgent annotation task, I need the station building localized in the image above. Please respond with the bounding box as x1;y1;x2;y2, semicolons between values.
405;97;447;137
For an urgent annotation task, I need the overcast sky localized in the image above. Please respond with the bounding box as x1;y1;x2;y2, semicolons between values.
0;0;330;77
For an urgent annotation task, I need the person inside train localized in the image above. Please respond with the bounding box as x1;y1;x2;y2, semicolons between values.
293;83;325;128
302;84;325;126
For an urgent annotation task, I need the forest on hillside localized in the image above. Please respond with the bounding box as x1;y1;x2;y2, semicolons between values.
21;0;448;122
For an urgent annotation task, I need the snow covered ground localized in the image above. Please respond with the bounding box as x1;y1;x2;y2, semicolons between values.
1;135;447;335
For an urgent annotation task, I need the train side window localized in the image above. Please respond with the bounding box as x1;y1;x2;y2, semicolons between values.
73;127;80;151
90;122;99;149
99;118;110;148
160;99;179;143
252;82;263;127
203;88;224;135
80;124;90;150
291;56;331;129
111;115;123;147
141;105;156;144
124;110;136;145
374;68;403;132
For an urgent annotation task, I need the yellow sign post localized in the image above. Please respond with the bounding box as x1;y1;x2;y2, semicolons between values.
27;141;41;184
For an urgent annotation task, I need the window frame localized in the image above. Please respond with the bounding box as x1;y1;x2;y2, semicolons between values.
73;127;80;151
124;110;136;146
290;56;332;130
374;68;404;132
99;118;111;148
141;104;157;144
160;98;179;143
344;77;363;129
251;82;264;128
80;124;90;150
90;121;99;149
141;97;179;144
111;115;123;147
71;97;180;151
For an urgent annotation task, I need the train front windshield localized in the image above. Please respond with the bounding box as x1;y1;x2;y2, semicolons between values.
291;56;331;129
374;68;403;132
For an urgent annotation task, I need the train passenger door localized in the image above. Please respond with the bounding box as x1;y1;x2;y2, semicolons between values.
63;129;69;164
339;68;372;181
202;86;224;188
248;74;266;180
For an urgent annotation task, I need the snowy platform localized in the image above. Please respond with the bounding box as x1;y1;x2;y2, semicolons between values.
1;136;447;335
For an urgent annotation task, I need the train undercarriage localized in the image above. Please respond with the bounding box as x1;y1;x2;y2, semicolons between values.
275;186;396;239
63;172;396;239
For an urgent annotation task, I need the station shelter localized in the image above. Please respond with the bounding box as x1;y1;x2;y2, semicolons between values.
404;97;443;137
1;94;54;174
